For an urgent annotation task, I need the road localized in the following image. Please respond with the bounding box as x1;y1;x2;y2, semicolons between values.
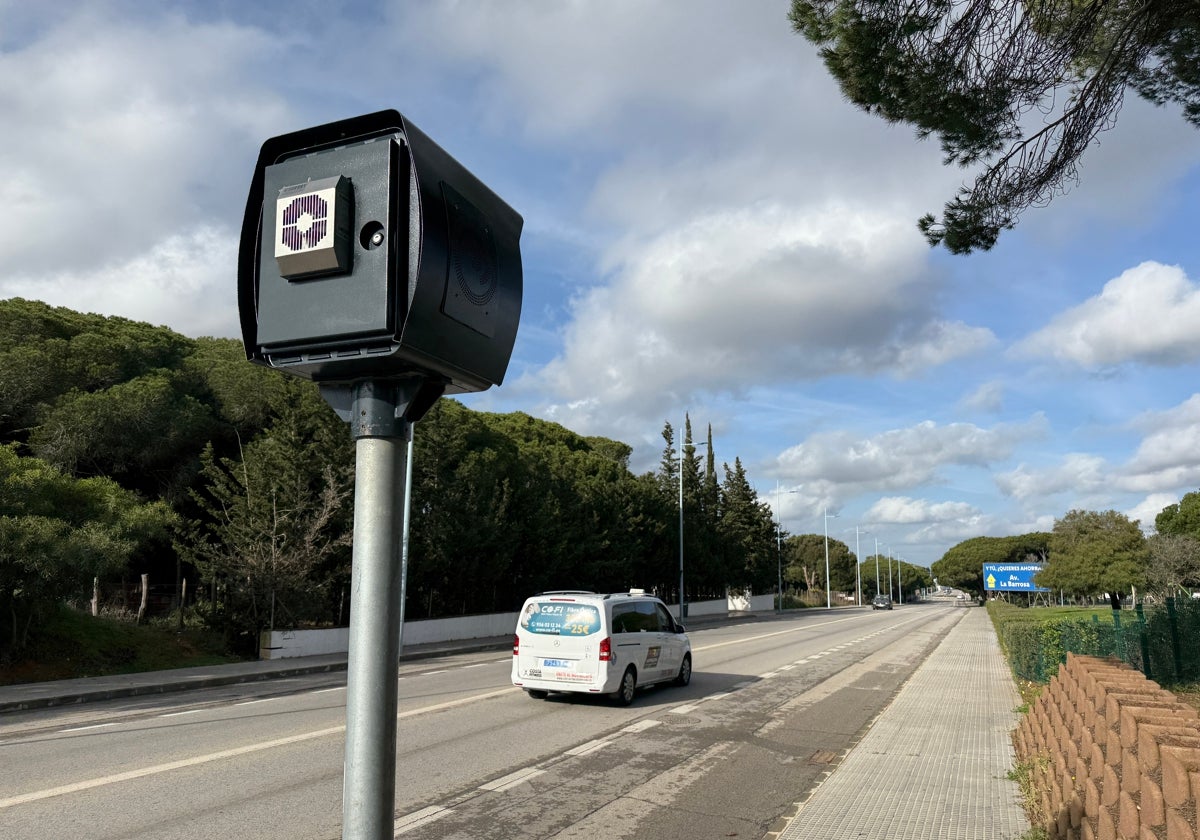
0;604;965;840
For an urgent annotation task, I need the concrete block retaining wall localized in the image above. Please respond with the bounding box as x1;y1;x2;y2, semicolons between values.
1014;652;1200;840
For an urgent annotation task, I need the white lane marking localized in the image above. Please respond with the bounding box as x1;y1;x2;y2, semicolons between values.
565;738;611;757
622;720;661;733
422;670;447;676
668;704;700;715
707;692;733;702
235;698;272;707
0;724;345;810
760;672;779;679
1;686;516;810
692;614;863;653
394;805;451;835
60;723;115;733
159;709;202;718
779;664;796;671
313;687;344;694
462;663;486;669
480;767;545;792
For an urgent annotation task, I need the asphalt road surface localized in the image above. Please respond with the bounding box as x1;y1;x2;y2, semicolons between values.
0;604;964;840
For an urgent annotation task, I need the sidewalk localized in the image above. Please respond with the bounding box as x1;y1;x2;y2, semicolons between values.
775;606;1030;840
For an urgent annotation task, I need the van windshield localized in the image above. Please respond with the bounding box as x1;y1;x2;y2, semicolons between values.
519;602;602;636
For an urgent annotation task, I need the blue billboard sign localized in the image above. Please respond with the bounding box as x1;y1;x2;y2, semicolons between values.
983;563;1050;592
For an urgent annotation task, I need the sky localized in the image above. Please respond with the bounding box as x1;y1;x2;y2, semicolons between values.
3;1;1200;570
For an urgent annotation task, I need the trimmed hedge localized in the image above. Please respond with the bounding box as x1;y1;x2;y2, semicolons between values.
989;598;1200;684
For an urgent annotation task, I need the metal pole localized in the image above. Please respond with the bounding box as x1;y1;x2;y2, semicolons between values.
898;557;904;605
887;549;893;601
678;420;685;620
397;431;414;658
855;526;862;606
823;507;831;609
343;382;412;840
874;537;880;596
776;521;783;614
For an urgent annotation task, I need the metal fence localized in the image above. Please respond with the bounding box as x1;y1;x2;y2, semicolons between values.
996;597;1200;685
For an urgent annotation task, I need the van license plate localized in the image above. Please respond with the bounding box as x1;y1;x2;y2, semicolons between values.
542;658;571;669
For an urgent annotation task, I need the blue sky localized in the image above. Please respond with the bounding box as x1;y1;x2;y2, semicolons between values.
3;1;1199;569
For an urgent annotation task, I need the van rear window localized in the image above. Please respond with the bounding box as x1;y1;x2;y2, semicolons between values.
519;602;601;636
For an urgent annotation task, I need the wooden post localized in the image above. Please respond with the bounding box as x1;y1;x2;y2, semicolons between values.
91;577;99;617
136;573;149;625
178;578;187;632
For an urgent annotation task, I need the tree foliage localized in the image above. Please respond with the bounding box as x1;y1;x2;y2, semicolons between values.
1144;533;1200;600
1155;490;1200;540
1040;509;1147;606
932;533;1051;599
783;533;855;596
0;300;784;656
177;386;353;653
1;446;175;655
789;0;1200;253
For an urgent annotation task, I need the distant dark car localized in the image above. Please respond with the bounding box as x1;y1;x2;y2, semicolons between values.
872;594;893;610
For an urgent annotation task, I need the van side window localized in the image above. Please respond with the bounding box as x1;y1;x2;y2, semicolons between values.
654;604;675;632
633;601;660;632
611;603;636;634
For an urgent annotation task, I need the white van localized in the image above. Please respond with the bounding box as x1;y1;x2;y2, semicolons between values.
511;589;692;705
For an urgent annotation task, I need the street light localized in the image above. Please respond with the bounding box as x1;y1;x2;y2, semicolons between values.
887;547;894;602
774;484;800;613
823;507;839;609
854;526;868;606
874;537;881;598
678;426;708;620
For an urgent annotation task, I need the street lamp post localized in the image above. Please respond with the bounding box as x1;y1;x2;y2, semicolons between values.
776;522;783;614
874;537;881;597
823;507;838;609
855;526;867;606
774;484;800;613
887;547;894;601
678;425;708;620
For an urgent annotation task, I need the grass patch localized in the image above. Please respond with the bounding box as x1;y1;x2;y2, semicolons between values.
1007;752;1051;834
2;604;244;685
1172;685;1200;715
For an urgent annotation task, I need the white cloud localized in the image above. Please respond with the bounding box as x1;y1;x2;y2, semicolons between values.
992;394;1200;515
1126;493;1177;534
525;201;995;438
961;381;1004;413
774;416;1045;503
1;226;240;337
1121;394;1200;492
0;6;287;337
864;496;981;524
1014;262;1200;367
996;453;1108;501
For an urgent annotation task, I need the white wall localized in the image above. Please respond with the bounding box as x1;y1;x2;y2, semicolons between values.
259;594;772;659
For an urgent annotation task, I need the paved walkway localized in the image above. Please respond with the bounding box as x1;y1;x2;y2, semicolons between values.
776;606;1030;840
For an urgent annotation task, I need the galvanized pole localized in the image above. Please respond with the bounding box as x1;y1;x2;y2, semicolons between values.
397;432;414;658
342;382;412;840
678;421;685;620
874;537;881;596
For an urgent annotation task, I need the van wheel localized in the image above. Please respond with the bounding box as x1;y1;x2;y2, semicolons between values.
612;667;637;706
525;689;548;700
673;654;692;687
